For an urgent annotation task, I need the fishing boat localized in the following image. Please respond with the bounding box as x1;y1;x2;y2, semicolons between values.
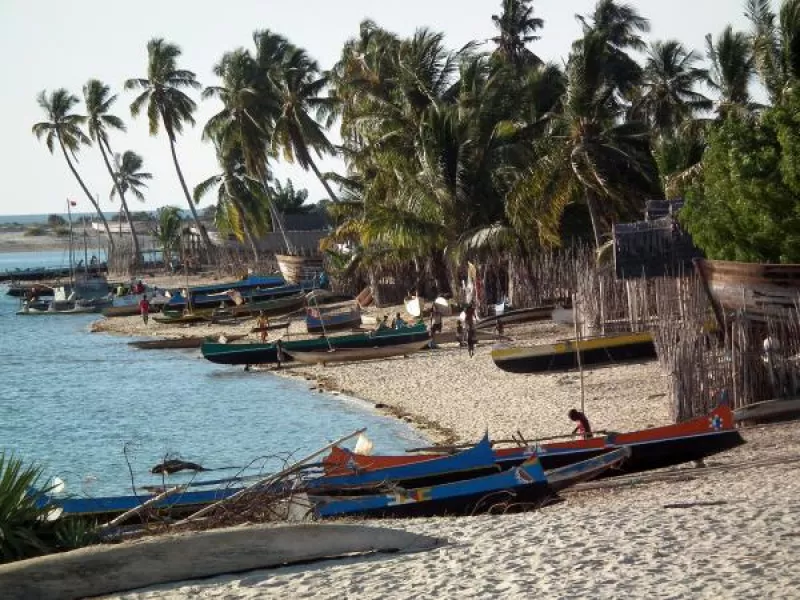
307;434;497;493
309;448;629;520
694;258;800;324
210;291;307;321
285;339;431;366
153;311;211;325
323;406;743;477
275;254;325;284
733;397;800;424
128;334;247;350
305;300;362;333
475;301;572;330
200;323;431;366
162;275;294;313
491;331;657;373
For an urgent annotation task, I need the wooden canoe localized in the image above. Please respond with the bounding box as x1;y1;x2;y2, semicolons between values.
491;331;656;373
733;397;800;424
694;258;800;323
276;254;324;284
129;334;247;350
475;302;571;330
285;339;431;365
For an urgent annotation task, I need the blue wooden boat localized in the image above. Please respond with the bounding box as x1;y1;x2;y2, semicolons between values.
306;300;362;333
305;434;496;493
310;455;549;519
310;448;630;519
165;278;314;312
43;486;243;523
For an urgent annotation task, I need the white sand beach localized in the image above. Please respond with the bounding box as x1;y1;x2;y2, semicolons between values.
89;283;800;599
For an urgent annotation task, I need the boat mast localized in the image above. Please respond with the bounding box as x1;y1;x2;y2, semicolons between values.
67;198;75;287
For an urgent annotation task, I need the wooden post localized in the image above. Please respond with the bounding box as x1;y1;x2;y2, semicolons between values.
98;485;187;531
573;293;586;415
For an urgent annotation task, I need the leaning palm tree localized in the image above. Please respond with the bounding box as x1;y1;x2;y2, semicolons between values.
152;206;183;271
110;151;152;237
125;38;213;254
31;89;115;252
491;0;544;69
83;79;140;264
268;38;340;204
631;40;711;138
705;26;756;116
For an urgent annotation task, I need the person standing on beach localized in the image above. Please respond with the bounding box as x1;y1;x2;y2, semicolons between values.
256;311;269;343
430;304;443;336
464;304;477;357
139;295;150;325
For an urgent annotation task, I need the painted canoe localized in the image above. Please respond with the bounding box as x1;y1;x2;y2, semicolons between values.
153;311;211;325
324;406;743;477
201;323;431;365
694;258;800;323
211;291;306;321
307;434;496;493
475;302;571;330
165;281;316;313
306;301;362;333
310;455;549;519
491;331;656;373
128;334;247;350
285;339;431;366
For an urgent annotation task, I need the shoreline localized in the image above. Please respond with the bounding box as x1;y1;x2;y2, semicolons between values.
24;273;800;599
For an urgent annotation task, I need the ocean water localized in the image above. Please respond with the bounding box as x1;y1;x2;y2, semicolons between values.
0;265;425;497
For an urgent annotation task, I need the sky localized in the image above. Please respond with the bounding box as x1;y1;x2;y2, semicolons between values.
0;0;772;216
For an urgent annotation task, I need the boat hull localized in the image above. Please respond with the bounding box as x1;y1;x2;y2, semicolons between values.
695;258;800;322
286;339;431;365
201;324;431;365
491;332;656;373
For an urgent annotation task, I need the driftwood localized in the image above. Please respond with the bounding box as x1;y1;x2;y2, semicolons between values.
0;524;444;600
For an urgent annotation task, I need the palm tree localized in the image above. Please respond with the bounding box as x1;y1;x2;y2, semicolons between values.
194;142;268;261
746;0;800;103
510;31;660;247
83;79;139;264
125;38;213;254
272;179;311;214
266;36;340;203
491;0;544;69
31;89;115;252
110;151;152;227
152;206;183;271
631;40;711;137
705;26;756;115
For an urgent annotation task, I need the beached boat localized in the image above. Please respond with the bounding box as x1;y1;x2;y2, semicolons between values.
490;331;656;373
16;302;101;316
323;406;743;477
275;254;325;284
306;300;362;333
128;334;247;350
285;339;431;366
153;311;211;325
200;323;431;366
5;283;54;298
733;397;800;424
694;258;800;323
210;291;307;322
308;435;496;493
309;448;629;520
162;275;294;312
475;301;572;330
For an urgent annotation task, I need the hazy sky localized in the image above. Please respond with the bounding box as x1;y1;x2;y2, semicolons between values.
0;0;768;216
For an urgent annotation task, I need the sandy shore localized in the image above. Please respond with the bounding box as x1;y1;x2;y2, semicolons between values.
89;281;800;599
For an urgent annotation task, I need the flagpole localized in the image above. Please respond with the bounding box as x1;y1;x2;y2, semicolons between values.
67;199;74;286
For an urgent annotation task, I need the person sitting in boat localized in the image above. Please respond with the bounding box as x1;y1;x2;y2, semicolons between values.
568;409;593;439
391;312;406;329
375;315;390;331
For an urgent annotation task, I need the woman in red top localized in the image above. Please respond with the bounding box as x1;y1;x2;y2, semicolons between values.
568;409;593;438
139;295;151;325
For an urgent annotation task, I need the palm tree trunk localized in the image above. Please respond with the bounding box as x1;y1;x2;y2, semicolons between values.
58;136;115;253
167;134;214;258
226;187;260;262
584;188;602;248
259;173;294;254
307;156;340;204
99;141;141;269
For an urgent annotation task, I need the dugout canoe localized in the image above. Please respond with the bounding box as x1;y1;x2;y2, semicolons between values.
128;334;247;350
491;331;656;373
475;301;572;330
694;258;800;324
201;322;431;365
285;338;431;366
324;406;743;477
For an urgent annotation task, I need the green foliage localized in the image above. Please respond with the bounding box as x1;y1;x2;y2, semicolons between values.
53;225;70;237
681;111;800;262
47;214;67;227
23;226;46;237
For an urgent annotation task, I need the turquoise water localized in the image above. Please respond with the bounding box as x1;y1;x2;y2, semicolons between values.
0;267;426;497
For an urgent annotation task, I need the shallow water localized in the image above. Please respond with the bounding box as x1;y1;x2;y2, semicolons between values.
0;261;426;497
